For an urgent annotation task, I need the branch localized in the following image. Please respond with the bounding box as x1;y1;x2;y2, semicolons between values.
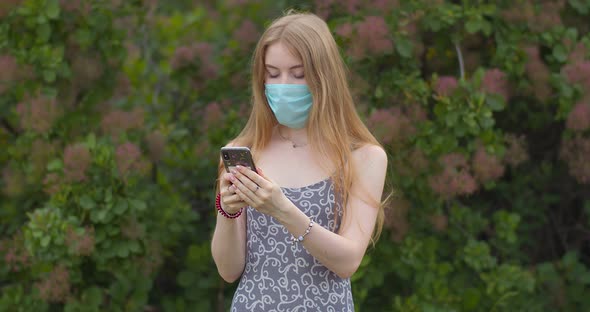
455;42;465;80
0;117;19;136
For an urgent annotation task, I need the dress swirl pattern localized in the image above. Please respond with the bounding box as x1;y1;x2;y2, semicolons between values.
231;178;354;311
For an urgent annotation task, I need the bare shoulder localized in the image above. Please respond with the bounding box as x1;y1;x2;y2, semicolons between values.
351;144;388;171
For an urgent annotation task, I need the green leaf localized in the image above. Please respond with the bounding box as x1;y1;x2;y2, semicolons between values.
43;70;56;83
41;236;51;247
552;45;568;63
47;158;63;171
117;243;129;258
444;115;457;129
36;25;51;43
97;210;108;222
80;195;96;210
177;271;196;287
46;0;60;19
82;287;103;307
128;240;141;253
86;133;96;150
463;288;481;311
395;37;413;58
569;0;590;14
465;19;481;34
114;200;128;215
129;199;147;211
486;95;504;111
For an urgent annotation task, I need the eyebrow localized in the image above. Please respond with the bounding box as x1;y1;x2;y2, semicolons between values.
265;64;304;70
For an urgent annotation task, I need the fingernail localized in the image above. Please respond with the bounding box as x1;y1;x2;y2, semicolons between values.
230;169;237;174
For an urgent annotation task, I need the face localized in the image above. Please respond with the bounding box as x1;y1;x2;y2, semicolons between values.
264;42;307;85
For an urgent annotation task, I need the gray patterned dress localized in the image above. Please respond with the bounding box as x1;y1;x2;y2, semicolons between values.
230;178;354;312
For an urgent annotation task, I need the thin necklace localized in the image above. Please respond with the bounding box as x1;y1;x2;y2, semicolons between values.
277;127;308;148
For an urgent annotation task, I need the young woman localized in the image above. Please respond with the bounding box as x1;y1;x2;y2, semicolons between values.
211;11;388;311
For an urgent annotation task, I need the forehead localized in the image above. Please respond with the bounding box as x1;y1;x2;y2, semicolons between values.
264;42;302;68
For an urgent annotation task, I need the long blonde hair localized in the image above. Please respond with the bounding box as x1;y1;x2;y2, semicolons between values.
222;11;386;242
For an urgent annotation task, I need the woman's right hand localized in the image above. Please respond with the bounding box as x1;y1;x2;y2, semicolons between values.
219;172;248;214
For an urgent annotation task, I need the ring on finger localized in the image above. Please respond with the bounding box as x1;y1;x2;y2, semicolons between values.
254;185;260;193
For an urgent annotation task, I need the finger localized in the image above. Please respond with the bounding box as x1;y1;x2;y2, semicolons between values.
236;165;270;189
222;193;245;206
232;171;261;194
234;185;256;208
231;174;258;203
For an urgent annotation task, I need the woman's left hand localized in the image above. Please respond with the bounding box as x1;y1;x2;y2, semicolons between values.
229;165;289;217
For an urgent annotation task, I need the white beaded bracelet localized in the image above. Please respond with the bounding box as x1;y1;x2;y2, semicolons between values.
291;219;314;244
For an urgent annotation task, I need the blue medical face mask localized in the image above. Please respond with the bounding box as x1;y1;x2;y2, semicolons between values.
265;84;313;129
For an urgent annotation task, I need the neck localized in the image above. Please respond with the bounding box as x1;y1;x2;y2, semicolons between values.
277;125;308;148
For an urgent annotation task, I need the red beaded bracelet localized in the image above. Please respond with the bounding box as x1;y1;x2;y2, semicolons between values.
215;193;243;219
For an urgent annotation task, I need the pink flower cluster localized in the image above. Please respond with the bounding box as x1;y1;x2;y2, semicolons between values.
314;0;399;19
121;217;144;240
146;131;166;162
31;140;57;173
59;0;90;15
43;173;61;195
16;95;61;133
313;0;336;19
501;1;564;33
382;198;410;242
566;102;590;131
562;60;590;103
101;107;144;139
138;241;163;277
65;226;95;256
232;19;259;48
429;213;448;232
36;265;71;303
435;76;458;96
560;135;590;184
202;102;224;132
1;236;30;272
350;16;393;58
394;148;429;177
2;166;24;197
63;144;92;182
367;107;415;146
115;142;146;180
170;42;219;77
482;68;509;101
0;0;21;18
524;45;551;100
503;134;529;167
529;2;563;33
70;54;104;89
0;54;18;94
472;146;505;184
429;153;478;200
562;61;590;86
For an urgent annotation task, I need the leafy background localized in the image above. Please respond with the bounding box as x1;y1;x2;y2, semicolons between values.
1;0;589;311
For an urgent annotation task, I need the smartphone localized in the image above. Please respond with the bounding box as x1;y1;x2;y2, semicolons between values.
220;147;257;173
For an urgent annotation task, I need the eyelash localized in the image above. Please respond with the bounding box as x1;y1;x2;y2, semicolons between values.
267;73;305;79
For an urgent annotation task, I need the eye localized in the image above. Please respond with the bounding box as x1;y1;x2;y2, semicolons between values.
293;73;305;79
266;70;279;78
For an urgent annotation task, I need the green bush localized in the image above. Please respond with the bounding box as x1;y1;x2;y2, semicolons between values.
1;0;589;311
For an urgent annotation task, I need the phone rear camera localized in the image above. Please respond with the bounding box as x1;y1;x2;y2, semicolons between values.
223;152;229;160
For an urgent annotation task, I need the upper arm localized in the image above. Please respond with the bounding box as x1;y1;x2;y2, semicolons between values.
339;144;388;251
